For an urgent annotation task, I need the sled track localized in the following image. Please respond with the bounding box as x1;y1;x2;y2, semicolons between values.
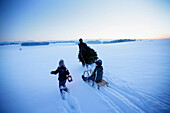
85;80;144;112
102;70;170;113
85;82;122;113
96;89;123;113
87;81;145;113
95;70;145;112
81;69;170;113
105;82;170;113
110;86;147;109
84;71;147;113
105;87;145;112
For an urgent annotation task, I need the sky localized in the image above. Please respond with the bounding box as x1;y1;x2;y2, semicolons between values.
0;0;170;42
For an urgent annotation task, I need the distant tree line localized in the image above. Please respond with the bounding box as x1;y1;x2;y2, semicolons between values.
0;39;137;46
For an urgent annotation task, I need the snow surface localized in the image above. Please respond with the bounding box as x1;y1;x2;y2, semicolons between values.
0;39;170;113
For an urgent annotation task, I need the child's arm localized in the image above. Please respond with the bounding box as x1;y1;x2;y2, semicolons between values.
91;68;97;77
65;68;70;77
50;67;59;74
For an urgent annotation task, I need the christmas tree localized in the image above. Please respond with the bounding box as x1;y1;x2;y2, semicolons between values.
78;46;98;65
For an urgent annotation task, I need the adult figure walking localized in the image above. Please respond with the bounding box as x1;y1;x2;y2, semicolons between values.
78;38;87;67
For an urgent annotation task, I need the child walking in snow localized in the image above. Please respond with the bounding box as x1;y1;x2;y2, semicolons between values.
51;59;70;97
82;59;103;83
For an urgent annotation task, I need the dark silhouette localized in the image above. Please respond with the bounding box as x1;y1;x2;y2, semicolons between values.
82;59;103;82
78;38;87;66
50;59;70;99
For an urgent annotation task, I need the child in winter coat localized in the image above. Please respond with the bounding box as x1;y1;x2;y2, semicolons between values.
51;59;70;94
82;59;103;83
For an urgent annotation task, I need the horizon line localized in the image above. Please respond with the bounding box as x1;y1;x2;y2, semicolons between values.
0;37;170;43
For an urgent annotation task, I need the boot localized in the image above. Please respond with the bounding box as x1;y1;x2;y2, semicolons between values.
82;75;86;81
63;88;69;93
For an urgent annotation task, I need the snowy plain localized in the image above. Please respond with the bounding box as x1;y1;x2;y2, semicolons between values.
0;39;170;113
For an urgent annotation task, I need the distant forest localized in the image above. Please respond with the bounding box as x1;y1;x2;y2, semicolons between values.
0;39;137;46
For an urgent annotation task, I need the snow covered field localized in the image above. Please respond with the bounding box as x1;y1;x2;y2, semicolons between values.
0;39;170;113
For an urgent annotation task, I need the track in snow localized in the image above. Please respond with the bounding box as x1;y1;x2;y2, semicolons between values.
81;69;170;113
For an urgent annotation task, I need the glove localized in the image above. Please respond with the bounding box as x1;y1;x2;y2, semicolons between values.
50;71;54;74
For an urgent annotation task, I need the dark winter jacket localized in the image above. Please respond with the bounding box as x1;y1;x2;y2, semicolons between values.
91;66;103;83
78;42;87;55
52;66;70;81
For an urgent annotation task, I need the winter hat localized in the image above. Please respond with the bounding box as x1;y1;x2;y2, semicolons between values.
59;59;65;67
95;59;102;66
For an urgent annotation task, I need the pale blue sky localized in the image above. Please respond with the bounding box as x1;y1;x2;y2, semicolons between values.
0;0;170;42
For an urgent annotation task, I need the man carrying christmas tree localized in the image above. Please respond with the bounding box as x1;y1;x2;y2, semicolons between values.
78;38;87;66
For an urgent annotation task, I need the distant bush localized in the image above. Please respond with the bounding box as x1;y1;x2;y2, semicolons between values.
103;39;136;44
0;42;21;46
86;40;102;44
21;42;49;46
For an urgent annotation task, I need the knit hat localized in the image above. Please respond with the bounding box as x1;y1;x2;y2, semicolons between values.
95;59;102;66
59;59;65;67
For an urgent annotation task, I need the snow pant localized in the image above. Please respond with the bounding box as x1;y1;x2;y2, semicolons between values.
85;76;94;81
59;80;68;93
